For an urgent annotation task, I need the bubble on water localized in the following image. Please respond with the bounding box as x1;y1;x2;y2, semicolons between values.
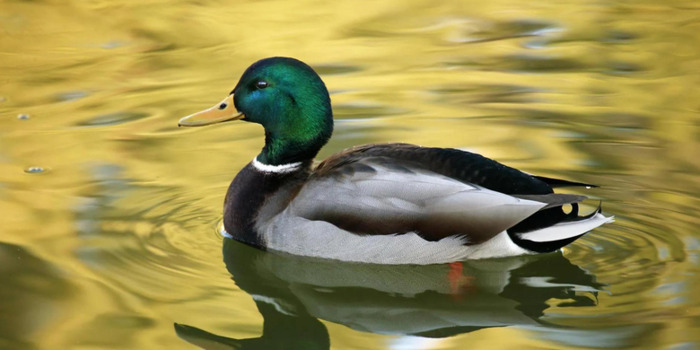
25;166;46;174
17;114;30;120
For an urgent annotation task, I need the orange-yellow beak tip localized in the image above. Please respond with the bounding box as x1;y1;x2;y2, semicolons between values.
178;95;243;127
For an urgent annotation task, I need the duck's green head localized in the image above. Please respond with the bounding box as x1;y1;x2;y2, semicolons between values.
179;57;333;165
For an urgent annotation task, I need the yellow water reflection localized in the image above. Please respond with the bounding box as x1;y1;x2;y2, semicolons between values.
1;0;700;349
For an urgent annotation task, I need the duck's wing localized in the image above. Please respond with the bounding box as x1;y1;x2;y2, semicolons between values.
530;175;597;189
288;145;587;244
314;143;600;234
313;143;578;195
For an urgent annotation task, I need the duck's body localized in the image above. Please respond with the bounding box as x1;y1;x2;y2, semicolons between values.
180;57;612;265
222;143;609;264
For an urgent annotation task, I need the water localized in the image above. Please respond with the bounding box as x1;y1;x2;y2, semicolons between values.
1;0;699;349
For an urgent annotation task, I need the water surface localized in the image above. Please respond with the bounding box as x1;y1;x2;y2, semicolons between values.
1;0;699;349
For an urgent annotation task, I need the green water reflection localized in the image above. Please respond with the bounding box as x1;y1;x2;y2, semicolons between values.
176;240;613;349
1;0;700;349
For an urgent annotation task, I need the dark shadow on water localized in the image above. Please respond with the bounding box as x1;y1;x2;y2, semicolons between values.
175;239;604;349
0;243;75;350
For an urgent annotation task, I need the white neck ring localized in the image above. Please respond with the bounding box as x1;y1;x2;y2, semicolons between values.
252;157;303;174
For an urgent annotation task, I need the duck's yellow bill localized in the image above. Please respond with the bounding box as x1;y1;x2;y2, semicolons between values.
178;95;244;127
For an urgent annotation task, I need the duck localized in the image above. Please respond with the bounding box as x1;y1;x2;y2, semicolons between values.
178;56;613;265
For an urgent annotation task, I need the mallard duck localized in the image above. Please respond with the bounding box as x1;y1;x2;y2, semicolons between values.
179;57;612;264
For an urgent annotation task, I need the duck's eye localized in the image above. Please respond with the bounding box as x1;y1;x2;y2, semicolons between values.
218;102;227;110
255;80;269;89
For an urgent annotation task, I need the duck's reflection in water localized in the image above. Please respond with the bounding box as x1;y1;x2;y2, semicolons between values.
175;239;602;349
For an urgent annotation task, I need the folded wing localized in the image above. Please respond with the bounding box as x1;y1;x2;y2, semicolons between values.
289;157;562;244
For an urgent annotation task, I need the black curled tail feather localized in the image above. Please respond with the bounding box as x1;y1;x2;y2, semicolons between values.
507;205;606;253
568;203;579;218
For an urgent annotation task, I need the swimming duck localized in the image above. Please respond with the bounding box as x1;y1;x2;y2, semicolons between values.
179;57;612;264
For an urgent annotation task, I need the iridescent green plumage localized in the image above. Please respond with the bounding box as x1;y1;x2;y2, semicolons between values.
232;57;333;165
